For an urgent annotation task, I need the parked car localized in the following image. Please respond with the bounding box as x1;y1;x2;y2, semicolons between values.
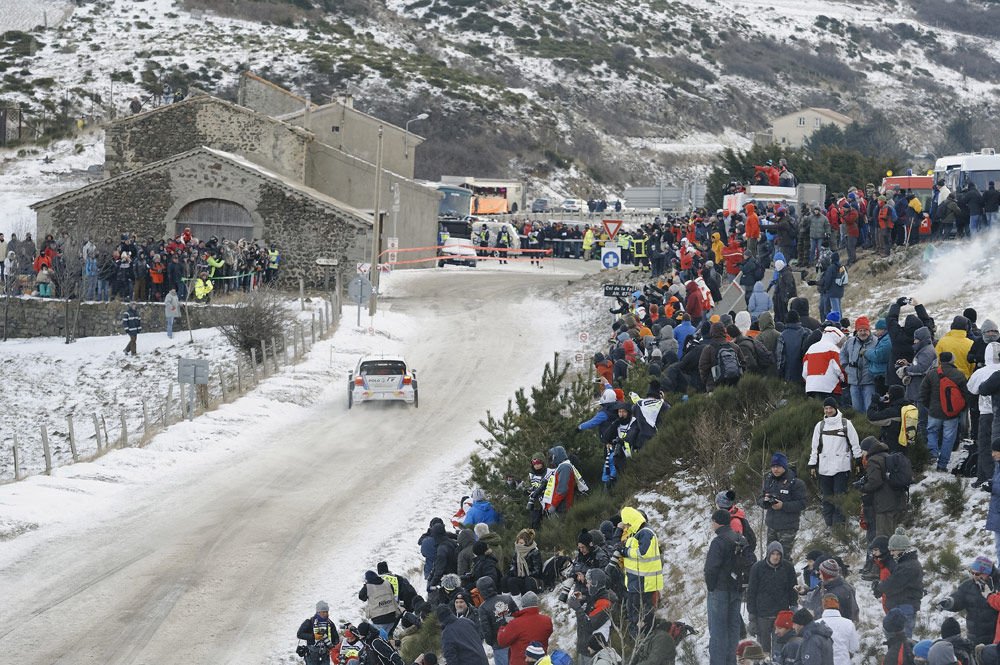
560;198;584;212
348;356;418;408
531;198;551;213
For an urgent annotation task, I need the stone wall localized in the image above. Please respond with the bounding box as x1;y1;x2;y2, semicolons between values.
0;297;236;339
35;150;370;289
104;96;311;180
237;72;309;119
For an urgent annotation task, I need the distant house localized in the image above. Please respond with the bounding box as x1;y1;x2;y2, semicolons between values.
769;107;853;148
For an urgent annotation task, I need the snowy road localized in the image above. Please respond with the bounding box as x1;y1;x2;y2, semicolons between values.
0;266;595;665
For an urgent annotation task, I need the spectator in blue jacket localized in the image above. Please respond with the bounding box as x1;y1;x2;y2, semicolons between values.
864;318;891;396
463;488;501;527
674;314;697;357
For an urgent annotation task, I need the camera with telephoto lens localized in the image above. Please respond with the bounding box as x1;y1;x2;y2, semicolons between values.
557;578;575;603
762;494;778;508
296;645;308;658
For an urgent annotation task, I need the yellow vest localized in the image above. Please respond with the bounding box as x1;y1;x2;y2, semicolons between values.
623;527;663;592
194;278;213;299
381;573;400;598
583;229;595;250
633;238;647;259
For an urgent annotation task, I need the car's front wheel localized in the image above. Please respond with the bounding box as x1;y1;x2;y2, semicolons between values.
348;385;353;409
413;383;419;408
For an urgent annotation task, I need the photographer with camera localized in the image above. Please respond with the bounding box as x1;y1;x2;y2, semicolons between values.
296;601;339;665
757;452;807;557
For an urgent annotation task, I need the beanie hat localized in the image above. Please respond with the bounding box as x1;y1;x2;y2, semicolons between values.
473;541;489;556
775;610;794;629
770;452;789;469
940;351;954;364
521;591;539;608
578;529;594;547
875;318;888;330
860;436;878;453
377;561;389;575
819;558;841;578
913;640;933;659
823;397;839;410
952;315;970;331
316;600;330;612
970;556;994;575
822;593;840;610
928;640;958;664
883;607;906;634
888;384;905;401
870;536;889;554
356;621;373;638
715;490;736;509
525;642;546;660
588;632;608;653
964;307;978;324
855;316;870;331
806;550;824;563
365;570;381;584
888;527;911;551
712;508;732;526
474;523;490;538
941;616;962;639
786;310;801;324
792;608;813;626
471;488;486;502
826;311;841;324
441;573;461;591
735;311;752;335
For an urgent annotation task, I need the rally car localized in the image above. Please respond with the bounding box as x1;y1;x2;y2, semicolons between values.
348;356;418;409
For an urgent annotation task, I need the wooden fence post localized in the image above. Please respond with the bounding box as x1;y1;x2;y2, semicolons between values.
119;406;128;447
259;340;268;378
41;424;52;474
101;415;109;448
280;332;288;364
236;361;243;394
301;324;307;354
311;313;316;346
299;277;305;311
142;398;151;439
218;367;228;403
179;383;187;421
92;413;102;452
292;328;299;360
67;414;78;462
166;384;174;427
12;433;21;480
271;336;280;372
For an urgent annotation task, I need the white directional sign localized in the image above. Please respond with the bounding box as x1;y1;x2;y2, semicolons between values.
601;247;621;269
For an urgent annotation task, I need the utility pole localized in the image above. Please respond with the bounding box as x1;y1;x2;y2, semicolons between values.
368;125;384;316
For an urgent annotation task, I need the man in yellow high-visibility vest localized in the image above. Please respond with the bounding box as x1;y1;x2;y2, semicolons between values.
619;506;662;637
582;227;595;261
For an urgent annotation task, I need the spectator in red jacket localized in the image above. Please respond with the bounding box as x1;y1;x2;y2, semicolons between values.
496;592;553;665
685;280;704;326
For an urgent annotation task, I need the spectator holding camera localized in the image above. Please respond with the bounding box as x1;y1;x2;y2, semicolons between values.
296;600;339;665
757;452;807;557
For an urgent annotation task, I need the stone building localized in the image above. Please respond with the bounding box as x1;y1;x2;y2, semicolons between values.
32;75;439;287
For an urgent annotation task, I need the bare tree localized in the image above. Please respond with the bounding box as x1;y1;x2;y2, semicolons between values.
216;286;291;358
51;233;87;343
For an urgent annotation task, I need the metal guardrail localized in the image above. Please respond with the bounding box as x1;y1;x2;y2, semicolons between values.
484;211;681;225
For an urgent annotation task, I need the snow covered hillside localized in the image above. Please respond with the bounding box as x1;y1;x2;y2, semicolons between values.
2;0;998;196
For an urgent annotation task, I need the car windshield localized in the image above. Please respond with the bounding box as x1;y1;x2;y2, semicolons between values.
360;361;407;376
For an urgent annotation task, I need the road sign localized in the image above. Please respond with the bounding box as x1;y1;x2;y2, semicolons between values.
578;331;590;343
315;257;338;267
357;262;371;274
601;247;621;269
387;237;399;250
574;352;584;364
347;275;373;305
177;358;210;385
603;219;623;240
603;284;634;298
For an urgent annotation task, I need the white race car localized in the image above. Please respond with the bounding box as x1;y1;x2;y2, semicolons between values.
348;356;418;408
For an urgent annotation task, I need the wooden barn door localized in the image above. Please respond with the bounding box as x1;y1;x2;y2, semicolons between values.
175;199;254;241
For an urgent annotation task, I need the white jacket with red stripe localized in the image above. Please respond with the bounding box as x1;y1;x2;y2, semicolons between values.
802;328;846;394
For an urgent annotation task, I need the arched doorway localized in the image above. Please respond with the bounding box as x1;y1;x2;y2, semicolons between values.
175;199;255;241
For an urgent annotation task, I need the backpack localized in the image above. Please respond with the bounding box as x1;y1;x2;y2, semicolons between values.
834;266;849;287
751;338;775;371
713;345;744;384
884;452;914;492
550;650;573;665
731;533;757;593
737;517;757;551
938;367;967;418
899;404;918;447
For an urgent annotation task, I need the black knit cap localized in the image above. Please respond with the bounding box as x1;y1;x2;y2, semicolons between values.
792;608;813;626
